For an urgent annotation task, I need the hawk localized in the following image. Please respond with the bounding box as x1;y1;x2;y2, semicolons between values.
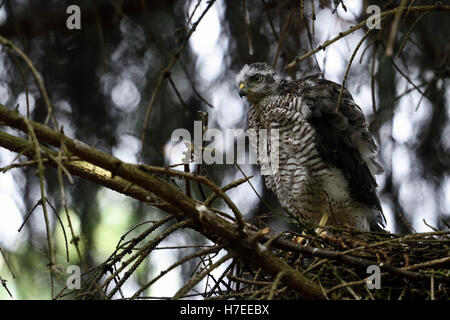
236;62;385;232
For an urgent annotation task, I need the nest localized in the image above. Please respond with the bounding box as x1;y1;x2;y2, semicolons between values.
54;216;450;300
204;225;450;300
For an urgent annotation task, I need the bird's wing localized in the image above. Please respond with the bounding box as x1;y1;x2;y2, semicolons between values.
285;76;385;226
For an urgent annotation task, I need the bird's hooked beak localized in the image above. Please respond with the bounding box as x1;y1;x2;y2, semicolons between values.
238;83;247;98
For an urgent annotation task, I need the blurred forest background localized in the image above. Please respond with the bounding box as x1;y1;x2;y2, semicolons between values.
0;0;449;299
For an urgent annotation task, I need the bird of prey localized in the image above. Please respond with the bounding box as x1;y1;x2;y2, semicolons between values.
236;62;385;232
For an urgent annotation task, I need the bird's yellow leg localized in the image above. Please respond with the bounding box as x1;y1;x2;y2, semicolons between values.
292;231;307;245
315;211;330;236
292;211;330;244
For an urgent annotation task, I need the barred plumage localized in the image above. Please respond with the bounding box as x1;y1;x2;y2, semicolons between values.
236;62;385;231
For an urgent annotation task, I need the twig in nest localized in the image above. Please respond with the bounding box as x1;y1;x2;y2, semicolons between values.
172;252;234;300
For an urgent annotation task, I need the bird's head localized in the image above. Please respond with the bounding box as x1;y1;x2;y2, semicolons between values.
235;62;283;104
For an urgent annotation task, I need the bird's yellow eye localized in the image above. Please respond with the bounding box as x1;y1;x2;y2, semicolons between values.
249;74;264;83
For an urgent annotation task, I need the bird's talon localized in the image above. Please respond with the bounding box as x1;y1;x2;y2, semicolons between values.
291;235;306;245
